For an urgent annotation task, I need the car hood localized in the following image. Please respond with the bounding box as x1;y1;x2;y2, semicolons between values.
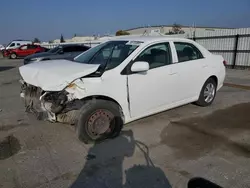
19;59;100;91
25;52;52;60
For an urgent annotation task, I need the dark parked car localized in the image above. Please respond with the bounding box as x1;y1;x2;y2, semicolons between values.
24;44;90;65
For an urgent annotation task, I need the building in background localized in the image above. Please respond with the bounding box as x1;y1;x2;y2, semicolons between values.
52;36;97;43
125;25;235;38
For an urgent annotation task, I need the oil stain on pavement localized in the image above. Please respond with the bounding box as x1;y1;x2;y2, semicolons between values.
0;135;21;160
161;103;250;160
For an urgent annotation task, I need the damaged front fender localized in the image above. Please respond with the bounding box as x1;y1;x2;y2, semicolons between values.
20;83;84;124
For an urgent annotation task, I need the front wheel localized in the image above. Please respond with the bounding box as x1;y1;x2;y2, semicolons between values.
10;53;17;59
76;99;123;144
195;78;217;107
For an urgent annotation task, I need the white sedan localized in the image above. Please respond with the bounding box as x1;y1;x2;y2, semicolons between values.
19;36;226;143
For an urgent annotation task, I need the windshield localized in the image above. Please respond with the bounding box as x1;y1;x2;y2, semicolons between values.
48;46;62;53
6;42;13;47
74;40;141;70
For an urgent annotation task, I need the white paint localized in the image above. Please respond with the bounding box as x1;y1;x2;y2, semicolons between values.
20;36;226;123
131;61;149;72
19;59;100;91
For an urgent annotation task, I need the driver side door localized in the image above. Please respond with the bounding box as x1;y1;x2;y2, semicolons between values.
127;42;178;118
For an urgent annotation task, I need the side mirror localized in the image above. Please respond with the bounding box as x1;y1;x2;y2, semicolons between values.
131;61;149;73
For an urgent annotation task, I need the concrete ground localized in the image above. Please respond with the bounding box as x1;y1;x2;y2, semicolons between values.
0;59;250;188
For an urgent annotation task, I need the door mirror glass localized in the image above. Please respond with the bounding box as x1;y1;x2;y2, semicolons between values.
131;61;149;73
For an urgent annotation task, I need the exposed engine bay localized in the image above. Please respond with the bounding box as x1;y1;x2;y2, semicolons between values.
20;80;83;125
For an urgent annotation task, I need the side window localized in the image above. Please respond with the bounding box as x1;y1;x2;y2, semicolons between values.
10;43;15;47
73;46;89;52
17;43;20;46
27;45;36;49
63;46;73;53
174;42;203;62
81;46;90;51
134;43;172;69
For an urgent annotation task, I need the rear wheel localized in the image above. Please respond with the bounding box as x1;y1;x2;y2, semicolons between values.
76;99;123;144
10;53;17;59
195;78;217;107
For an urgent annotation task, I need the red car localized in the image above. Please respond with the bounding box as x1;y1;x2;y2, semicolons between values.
6;44;46;59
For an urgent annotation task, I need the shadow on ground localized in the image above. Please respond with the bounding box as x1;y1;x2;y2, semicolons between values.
161;102;250;160
71;130;171;188
0;66;15;72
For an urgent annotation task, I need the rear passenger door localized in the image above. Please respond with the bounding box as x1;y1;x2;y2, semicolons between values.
18;45;29;56
171;42;208;101
26;45;38;55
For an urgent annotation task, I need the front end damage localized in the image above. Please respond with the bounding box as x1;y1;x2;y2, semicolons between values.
20;80;83;125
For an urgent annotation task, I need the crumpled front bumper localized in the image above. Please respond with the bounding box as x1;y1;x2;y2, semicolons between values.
20;80;80;124
20;80;56;122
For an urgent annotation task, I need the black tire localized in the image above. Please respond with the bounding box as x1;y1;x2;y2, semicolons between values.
10;53;17;59
76;99;123;144
195;78;217;107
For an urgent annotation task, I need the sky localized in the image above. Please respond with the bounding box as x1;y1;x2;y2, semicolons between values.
0;0;250;44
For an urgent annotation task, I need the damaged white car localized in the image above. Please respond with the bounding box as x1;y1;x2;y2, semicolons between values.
19;36;226;143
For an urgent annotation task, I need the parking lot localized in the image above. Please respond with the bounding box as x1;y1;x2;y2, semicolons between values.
1;59;250;188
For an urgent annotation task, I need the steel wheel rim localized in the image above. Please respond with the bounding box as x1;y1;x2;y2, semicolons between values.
204;83;215;103
86;109;114;139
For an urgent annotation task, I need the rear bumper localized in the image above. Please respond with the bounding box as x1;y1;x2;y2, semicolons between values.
217;67;226;91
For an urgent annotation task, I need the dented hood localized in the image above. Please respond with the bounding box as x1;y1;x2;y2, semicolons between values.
19;59;100;91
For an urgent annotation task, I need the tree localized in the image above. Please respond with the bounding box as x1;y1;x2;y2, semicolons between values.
165;23;185;35
115;30;130;36
33;38;41;43
60;34;65;43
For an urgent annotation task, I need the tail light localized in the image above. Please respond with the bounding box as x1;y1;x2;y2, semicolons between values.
223;60;227;66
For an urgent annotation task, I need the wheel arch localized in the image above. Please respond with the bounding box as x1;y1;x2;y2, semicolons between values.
208;75;218;87
80;95;125;122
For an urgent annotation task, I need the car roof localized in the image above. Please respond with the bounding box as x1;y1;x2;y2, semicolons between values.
110;36;194;43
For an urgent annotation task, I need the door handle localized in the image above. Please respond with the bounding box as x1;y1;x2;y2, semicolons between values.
203;64;208;68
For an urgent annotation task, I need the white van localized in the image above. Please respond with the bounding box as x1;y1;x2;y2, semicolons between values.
5;40;32;50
